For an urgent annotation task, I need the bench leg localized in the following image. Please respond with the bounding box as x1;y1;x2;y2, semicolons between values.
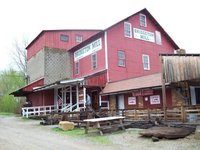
96;122;103;136
85;122;90;134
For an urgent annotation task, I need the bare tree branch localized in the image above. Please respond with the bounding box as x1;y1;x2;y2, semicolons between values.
11;38;28;76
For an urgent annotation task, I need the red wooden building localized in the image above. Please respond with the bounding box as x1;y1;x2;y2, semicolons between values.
12;8;181;117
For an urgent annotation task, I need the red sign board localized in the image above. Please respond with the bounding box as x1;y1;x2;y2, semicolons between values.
132;89;153;96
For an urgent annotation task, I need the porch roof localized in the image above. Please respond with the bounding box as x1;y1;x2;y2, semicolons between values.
101;73;164;95
33;78;84;92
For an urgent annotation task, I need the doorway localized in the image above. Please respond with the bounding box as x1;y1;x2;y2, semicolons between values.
91;90;99;111
190;86;200;105
117;95;125;110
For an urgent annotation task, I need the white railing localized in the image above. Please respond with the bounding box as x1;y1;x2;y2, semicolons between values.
60;103;71;112
22;104;69;118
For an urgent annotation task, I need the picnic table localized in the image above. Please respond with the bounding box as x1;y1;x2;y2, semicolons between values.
83;116;125;135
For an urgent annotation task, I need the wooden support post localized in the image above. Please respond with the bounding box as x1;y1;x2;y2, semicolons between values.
147;108;150;120
160;56;167;121
181;105;186;123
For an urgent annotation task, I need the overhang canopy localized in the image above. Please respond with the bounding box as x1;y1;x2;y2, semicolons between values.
102;73;163;95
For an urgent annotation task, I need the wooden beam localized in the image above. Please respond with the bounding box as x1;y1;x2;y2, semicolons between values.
160;56;167;121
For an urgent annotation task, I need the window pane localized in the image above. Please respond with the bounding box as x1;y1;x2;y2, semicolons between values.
143;55;150;70
60;34;69;42
75;61;79;74
76;35;82;42
91;53;97;69
140;14;146;27
124;22;132;38
155;31;162;45
118;51;125;67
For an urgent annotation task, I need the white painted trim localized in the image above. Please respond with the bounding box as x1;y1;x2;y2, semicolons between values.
70;86;72;111
83;86;86;109
104;31;109;81
76;85;79;109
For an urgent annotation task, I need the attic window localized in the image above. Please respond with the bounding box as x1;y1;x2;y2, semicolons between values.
60;34;69;42
76;35;83;43
140;14;147;27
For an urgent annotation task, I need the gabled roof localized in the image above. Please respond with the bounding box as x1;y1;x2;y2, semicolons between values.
26;29;102;49
69;8;179;52
102;73;163;95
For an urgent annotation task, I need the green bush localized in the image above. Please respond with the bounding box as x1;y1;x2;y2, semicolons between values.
0;95;20;113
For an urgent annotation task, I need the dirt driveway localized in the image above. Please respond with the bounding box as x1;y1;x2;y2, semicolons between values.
0;115;199;150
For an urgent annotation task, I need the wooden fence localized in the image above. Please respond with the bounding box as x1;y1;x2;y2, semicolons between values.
62;105;200;123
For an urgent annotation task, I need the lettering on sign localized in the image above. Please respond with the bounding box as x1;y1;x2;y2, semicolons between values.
133;28;155;43
74;38;102;61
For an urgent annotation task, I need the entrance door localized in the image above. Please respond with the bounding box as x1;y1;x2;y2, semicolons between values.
117;95;125;110
91;90;99;111
190;86;200;105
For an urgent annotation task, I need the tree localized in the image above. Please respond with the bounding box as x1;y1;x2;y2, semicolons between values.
0;69;26;113
11;38;28;76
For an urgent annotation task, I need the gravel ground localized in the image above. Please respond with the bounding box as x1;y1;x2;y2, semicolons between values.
0;115;199;150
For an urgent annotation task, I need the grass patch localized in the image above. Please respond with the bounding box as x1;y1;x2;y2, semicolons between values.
52;127;112;145
0;112;15;116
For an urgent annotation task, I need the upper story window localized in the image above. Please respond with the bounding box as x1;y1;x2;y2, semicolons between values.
124;22;132;38
155;31;162;45
118;50;125;67
75;61;79;75
91;53;97;69
142;54;150;70
60;34;69;42
76;35;83;43
140;14;147;27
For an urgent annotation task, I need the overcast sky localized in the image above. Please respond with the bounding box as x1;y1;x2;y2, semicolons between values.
0;0;199;71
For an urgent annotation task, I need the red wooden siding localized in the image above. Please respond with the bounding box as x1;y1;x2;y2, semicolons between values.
107;13;175;82
23;79;44;91
124;89;172;109
72;36;106;79
27;89;54;106
85;72;107;87
27;30;100;60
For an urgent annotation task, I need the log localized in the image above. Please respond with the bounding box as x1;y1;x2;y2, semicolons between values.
139;127;191;139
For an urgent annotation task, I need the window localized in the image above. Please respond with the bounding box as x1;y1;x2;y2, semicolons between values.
155;31;162;45
124;22;132;38
140;14;147;27
118;50;125;67
91;53;97;69
75;61;79;74
60;34;69;42
76;35;83;43
142;55;150;70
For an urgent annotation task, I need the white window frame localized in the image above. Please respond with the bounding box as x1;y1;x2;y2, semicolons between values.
140;14;147;27
124;22;132;38
91;53;97;69
76;35;83;43
75;61;79;75
142;54;150;70
118;50;125;67
155;31;162;45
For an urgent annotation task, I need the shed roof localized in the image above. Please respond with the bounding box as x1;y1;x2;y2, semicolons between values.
102;73;163;95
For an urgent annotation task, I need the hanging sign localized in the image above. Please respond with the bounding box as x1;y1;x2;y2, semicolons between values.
133;28;155;43
74;38;102;61
150;95;160;104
